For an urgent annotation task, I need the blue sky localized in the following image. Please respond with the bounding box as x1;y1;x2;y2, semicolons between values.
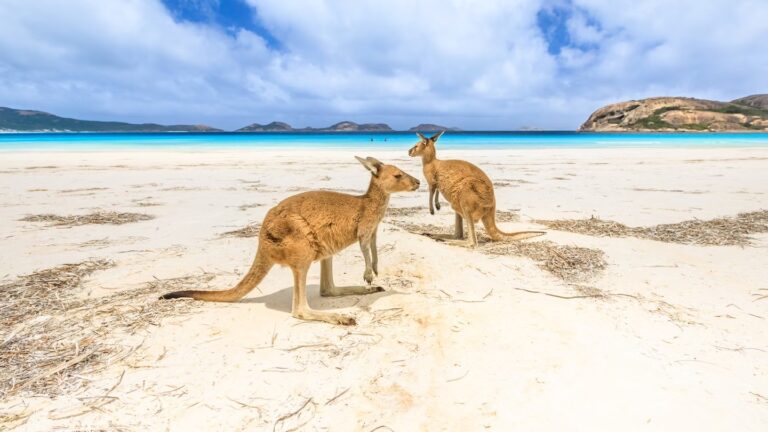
0;0;766;130
161;0;281;48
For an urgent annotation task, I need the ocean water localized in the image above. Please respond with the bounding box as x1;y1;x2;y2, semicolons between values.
1;131;767;151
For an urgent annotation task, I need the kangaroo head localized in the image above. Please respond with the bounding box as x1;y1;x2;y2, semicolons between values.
408;130;444;157
355;156;420;192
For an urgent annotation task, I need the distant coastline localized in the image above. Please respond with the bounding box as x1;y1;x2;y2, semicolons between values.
0;107;461;134
3;94;767;133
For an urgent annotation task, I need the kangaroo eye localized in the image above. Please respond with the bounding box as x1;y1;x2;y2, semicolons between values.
395;174;403;179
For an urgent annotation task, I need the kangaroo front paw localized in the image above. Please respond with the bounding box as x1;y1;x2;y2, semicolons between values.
430;207;435;215
337;315;357;326
435;202;441;211
363;268;375;284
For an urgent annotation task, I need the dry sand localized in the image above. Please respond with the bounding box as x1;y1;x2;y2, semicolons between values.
1;147;767;431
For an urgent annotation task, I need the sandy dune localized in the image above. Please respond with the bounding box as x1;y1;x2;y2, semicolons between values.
1;148;767;431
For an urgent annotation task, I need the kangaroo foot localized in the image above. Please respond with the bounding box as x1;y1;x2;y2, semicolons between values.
321;285;384;297
439;238;478;249
294;309;356;326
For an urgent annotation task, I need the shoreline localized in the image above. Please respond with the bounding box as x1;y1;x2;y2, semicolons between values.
2;144;768;153
2;131;768;154
2;146;768;157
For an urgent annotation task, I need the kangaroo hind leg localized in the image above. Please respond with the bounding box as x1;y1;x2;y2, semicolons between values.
454;212;464;239
292;262;356;325
463;209;478;248
320;257;383;297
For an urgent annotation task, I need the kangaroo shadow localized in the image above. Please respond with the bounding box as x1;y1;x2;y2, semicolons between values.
241;284;397;313
422;231;493;246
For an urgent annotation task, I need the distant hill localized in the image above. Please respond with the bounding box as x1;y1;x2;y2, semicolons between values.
408;123;461;132
318;121;392;132
579;95;768;132
236;121;466;132
1;107;469;133
731;94;768;110
1;107;472;133
0;107;222;132
235;120;393;132
236;121;293;132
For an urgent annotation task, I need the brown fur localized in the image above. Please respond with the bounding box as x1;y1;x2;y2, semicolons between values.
408;131;544;247
160;157;420;325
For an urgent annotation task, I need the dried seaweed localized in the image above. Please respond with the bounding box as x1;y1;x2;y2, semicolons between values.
483;240;606;282
59;187;109;194
20;211;154;227
495;210;520;223
221;223;262;238
386;206;427;217
239;203;265;211
0;261;205;398
493;179;532;187
387;206;519;222
388;219;606;281
632;188;707;194
537;210;768;246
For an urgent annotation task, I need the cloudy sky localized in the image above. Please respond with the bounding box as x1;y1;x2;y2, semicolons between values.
0;0;766;130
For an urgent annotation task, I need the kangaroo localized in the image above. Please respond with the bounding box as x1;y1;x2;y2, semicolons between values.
161;156;420;326
408;131;544;248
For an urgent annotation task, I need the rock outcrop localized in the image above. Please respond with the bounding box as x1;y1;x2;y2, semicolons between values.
579;95;768;132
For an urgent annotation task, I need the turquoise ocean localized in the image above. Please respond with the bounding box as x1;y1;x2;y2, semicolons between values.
1;132;767;151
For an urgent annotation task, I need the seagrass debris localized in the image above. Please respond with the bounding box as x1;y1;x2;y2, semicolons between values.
0;260;207;398
536;210;768;246
20;211;154;227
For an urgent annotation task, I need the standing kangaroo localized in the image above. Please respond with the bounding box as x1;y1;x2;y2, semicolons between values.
161;156;420;326
408;131;544;247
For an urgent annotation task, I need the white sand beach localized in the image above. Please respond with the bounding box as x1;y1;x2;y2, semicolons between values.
1;147;767;431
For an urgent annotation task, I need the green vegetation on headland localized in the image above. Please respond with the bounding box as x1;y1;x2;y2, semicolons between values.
712;104;768;118
631;107;710;131
631;108;675;130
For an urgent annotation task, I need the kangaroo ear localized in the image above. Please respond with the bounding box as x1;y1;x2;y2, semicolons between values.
355;156;380;176
416;132;427;141
366;156;383;166
430;130;445;141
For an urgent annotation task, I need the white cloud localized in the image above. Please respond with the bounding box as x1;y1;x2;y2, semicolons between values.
566;11;602;45
0;0;765;130
565;0;768;102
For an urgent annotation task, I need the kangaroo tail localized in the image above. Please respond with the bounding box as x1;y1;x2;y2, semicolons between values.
160;251;273;302
482;207;545;241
